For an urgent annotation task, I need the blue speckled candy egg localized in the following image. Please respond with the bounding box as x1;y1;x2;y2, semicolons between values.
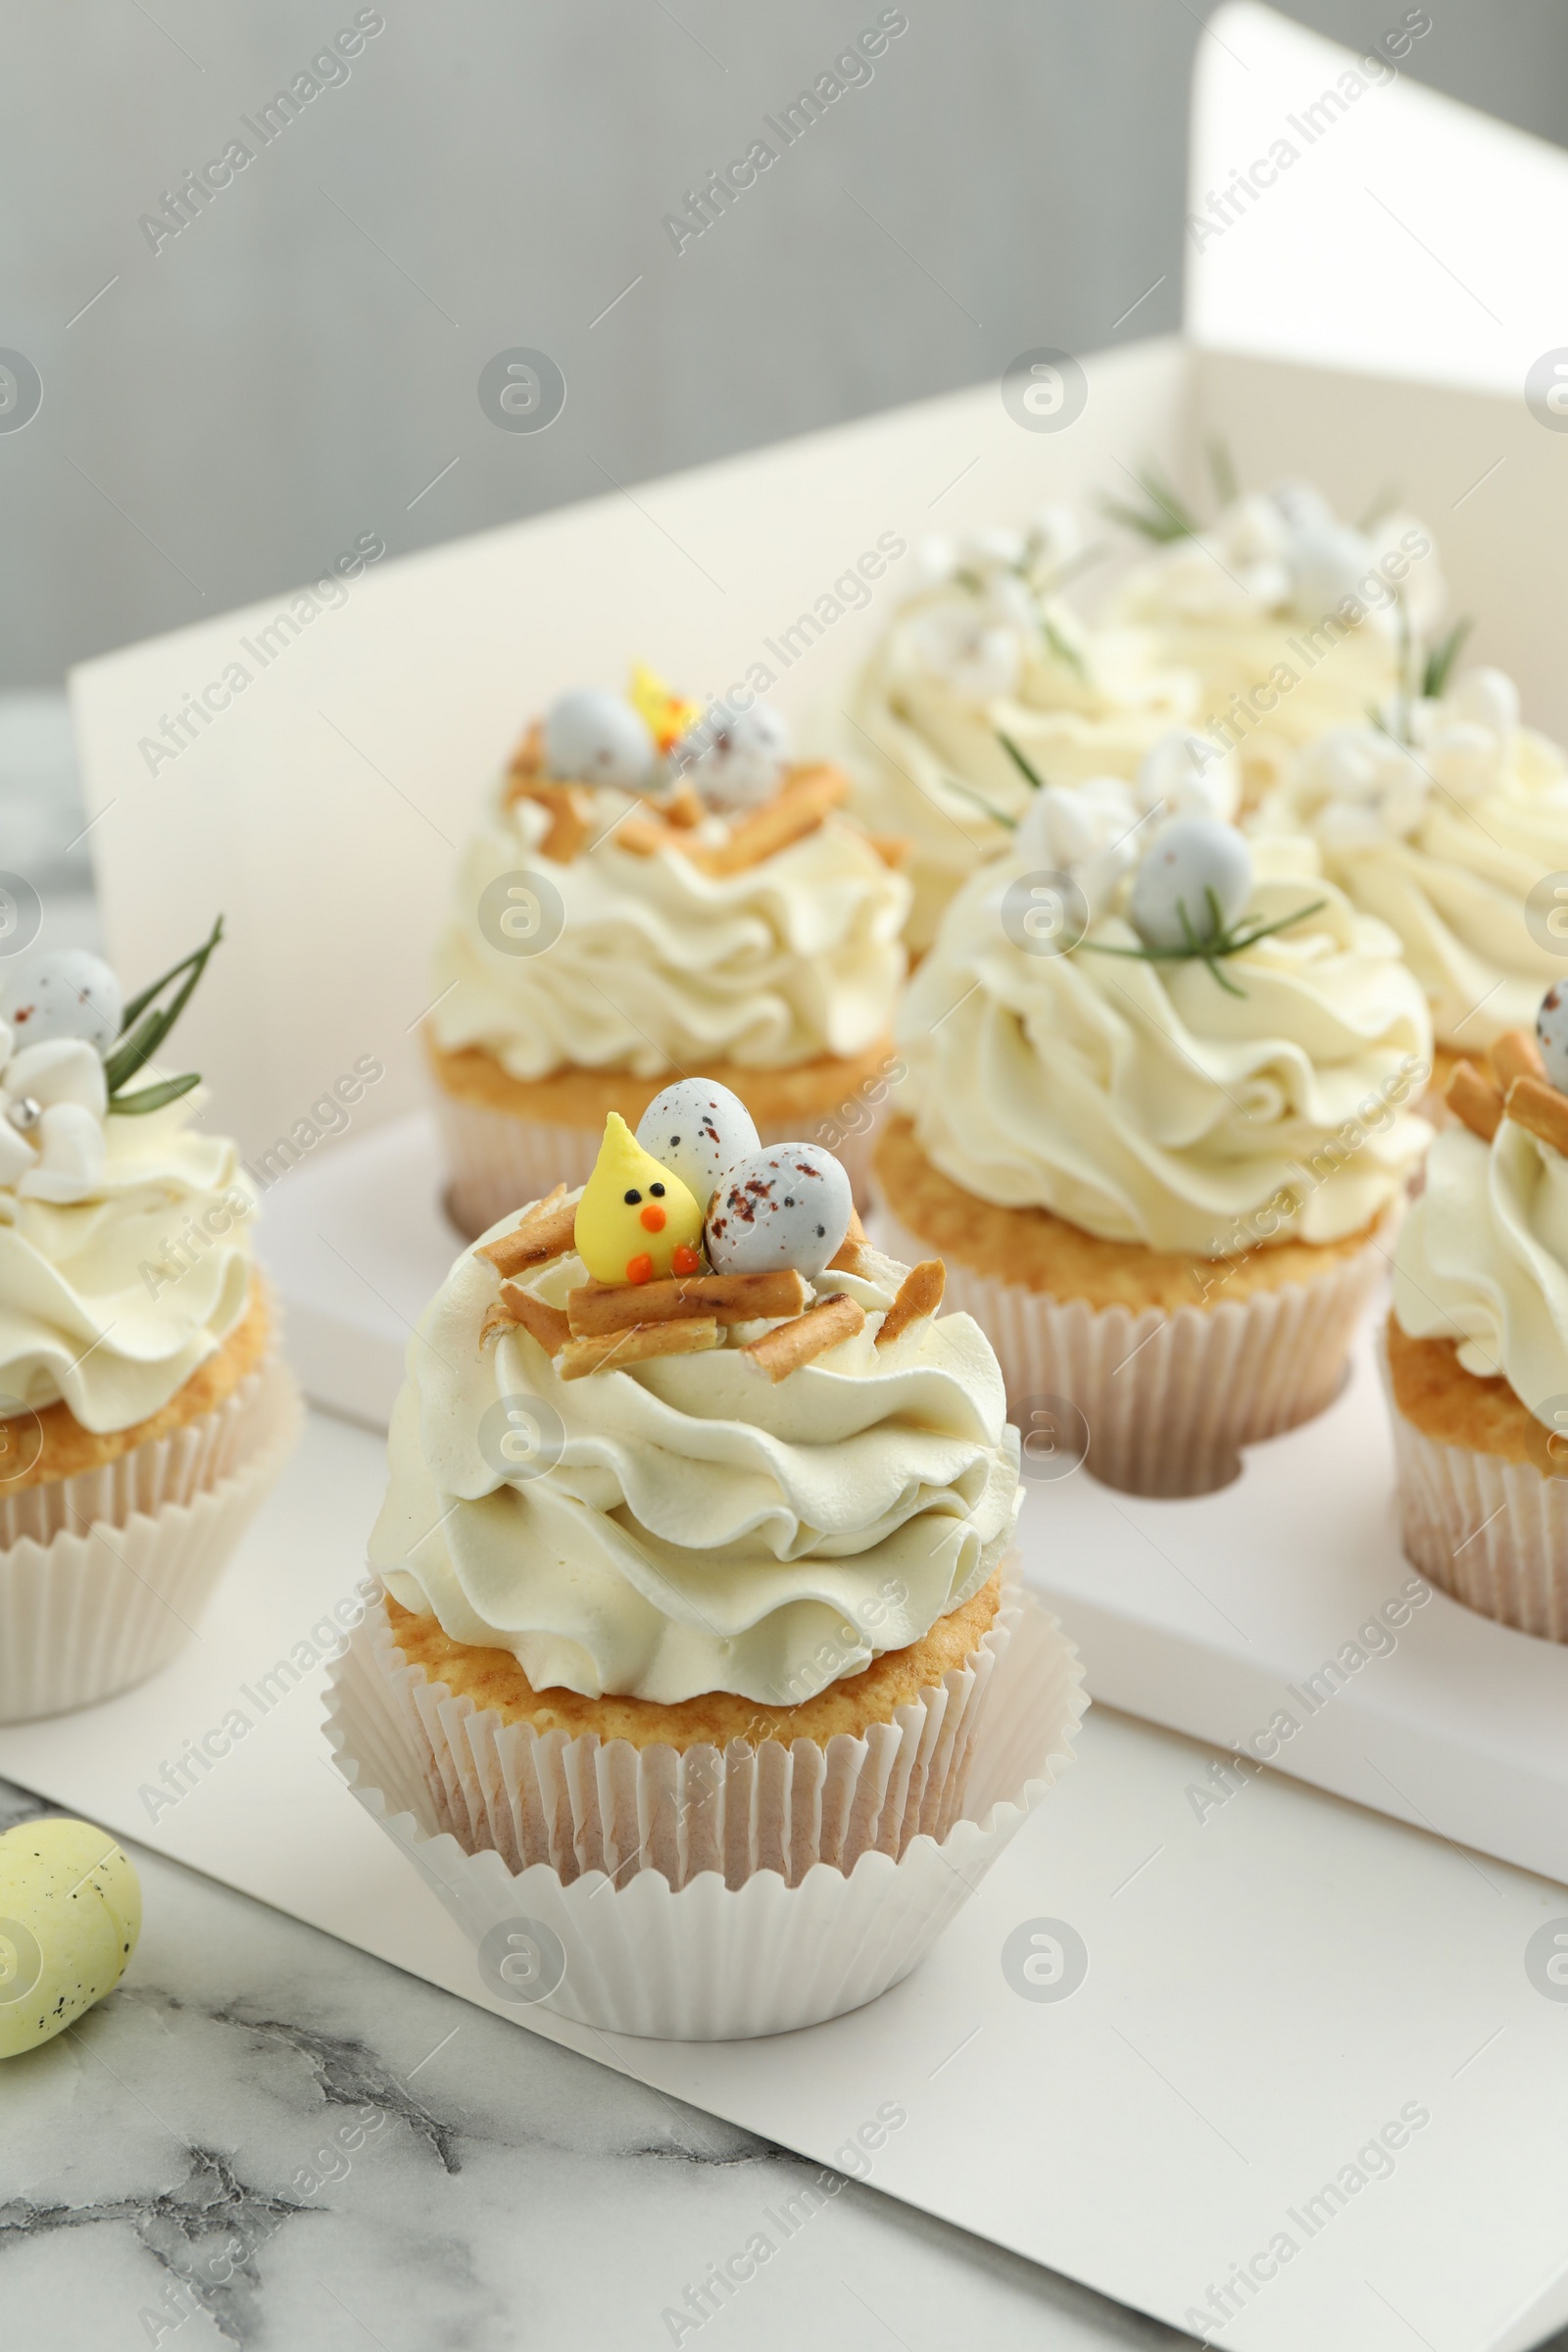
1128;818;1252;953
677;703;793;812
542;688;656;792
635;1081;760;1214
704;1143;853;1278
1538;982;1568;1094
1;952;122;1054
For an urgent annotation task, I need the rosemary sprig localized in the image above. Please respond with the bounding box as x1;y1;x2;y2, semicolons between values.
1422;615;1473;703
947;549;1093;679
1099;464;1201;544
1040;615;1087;680
997;731;1049;794
941;771;1016;829
1082;896;1328;999
105;914;224;1114
109;1072;204;1115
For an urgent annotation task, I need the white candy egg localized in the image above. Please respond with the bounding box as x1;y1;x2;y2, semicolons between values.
1268;478;1335;532
1289;520;1372;617
1223;492;1293;567
543;688;656;792
676;703;793;812
704;1144;853;1279
1026;502;1083;571
1448;666;1520;741
0;953;122;1054
1137;730;1240;825
914;534;958;590
1304;729;1384;803
1538;983;1568;1095
635;1080;760;1212
1129;818;1252;952
1014;775;1128;862
1427;721;1498;803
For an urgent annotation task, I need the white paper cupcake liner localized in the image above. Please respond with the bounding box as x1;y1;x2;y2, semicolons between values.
0;1354;303;1724
872;1199;1391;1498
434;1088;881;1240
323;1580;1086;2039
1380;1337;1568;1640
0;1346;284;1550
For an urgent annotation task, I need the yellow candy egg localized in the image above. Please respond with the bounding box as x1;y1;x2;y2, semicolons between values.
574;1113;704;1287
0;1817;141;2060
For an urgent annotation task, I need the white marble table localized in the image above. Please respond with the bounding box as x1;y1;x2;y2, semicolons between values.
0;1777;1187;2352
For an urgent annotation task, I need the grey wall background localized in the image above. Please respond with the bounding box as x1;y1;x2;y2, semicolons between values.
2;0;1566;691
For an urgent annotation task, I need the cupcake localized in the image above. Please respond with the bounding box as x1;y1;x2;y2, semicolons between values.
328;1085;1084;2037
1102;474;1446;804
1386;1000;1568;1638
0;929;301;1723
840;512;1202;948
426;667;909;1234
1261;662;1568;1102
876;798;1433;1496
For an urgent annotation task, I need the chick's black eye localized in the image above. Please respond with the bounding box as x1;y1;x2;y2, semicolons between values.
623;1189;642;1204
650;1182;665;1198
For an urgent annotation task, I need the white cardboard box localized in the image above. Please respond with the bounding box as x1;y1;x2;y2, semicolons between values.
28;8;1568;2346
66;14;1568;1165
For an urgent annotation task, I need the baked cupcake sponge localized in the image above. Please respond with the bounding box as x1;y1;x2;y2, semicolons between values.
386;1569;1002;1751
8;1283;271;1492
876;1113;1381;1309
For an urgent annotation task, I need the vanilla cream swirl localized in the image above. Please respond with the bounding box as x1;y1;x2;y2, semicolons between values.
368;1221;1019;1705
1102;487;1445;790
430;784;908;1079
1394;1118;1568;1412
1263;682;1568;1052
0;1085;254;1433
898;838;1432;1253
842;589;1197;949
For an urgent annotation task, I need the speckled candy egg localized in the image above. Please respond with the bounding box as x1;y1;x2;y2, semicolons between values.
0;952;122;1054
0;1817;141;2060
677;703;793;812
704;1143;853;1279
542;688;656;792
635;1079;760;1213
1129;818;1252;953
1538;983;1568;1094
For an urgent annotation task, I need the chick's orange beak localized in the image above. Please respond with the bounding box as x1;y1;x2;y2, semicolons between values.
639;1203;666;1231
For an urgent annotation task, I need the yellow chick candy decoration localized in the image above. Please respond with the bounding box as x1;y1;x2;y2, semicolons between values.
0;1817;141;2060
574;1113;705;1287
627;662;700;756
